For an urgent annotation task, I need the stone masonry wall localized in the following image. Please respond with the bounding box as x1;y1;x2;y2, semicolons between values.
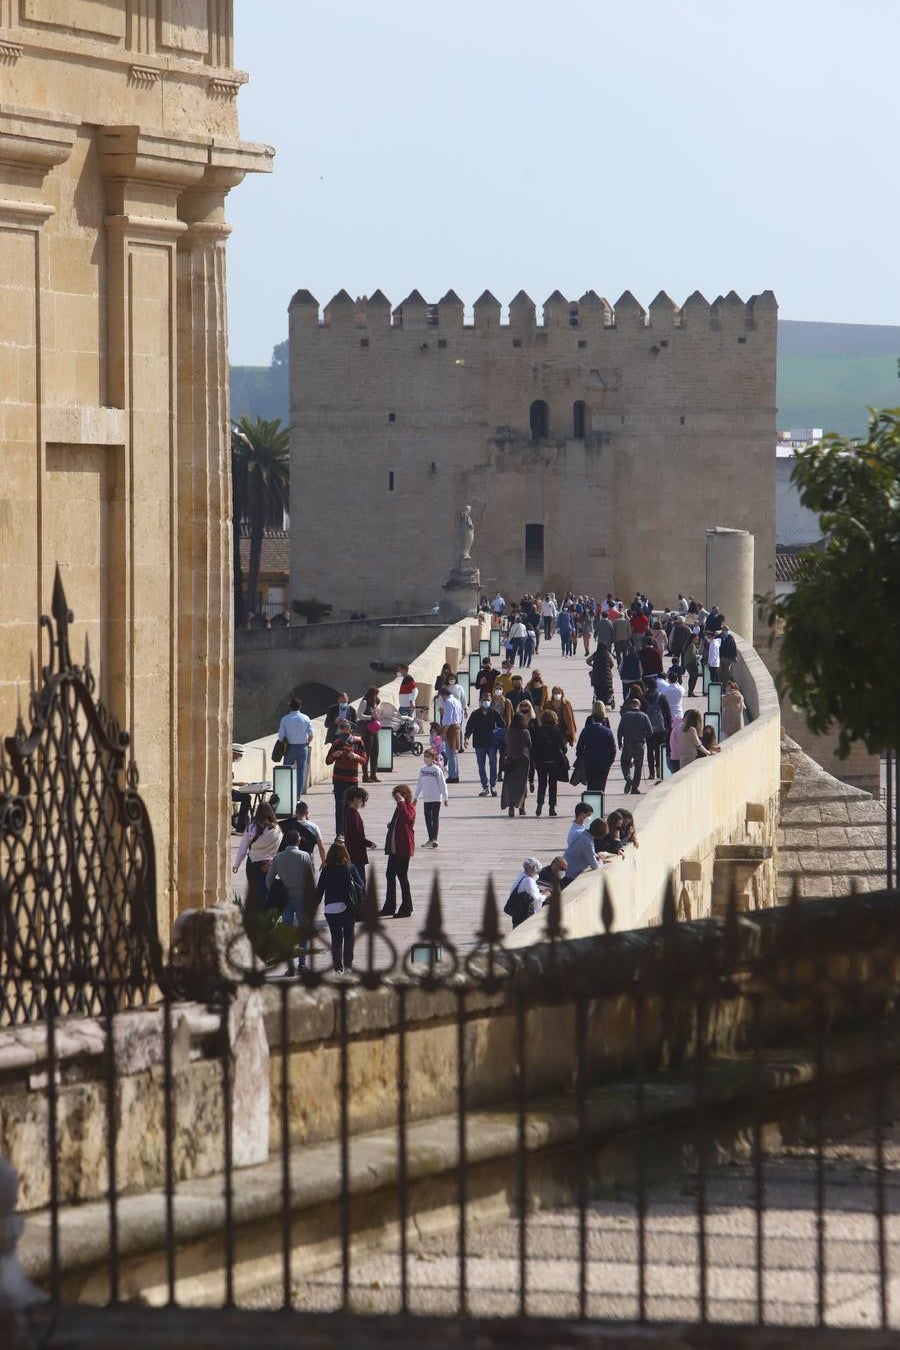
289;288;777;620
0;4;273;933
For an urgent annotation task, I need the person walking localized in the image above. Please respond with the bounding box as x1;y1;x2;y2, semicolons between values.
277;697;314;792
501;712;531;818
266;829;316;975
381;784;416;918
540;594;558;642
325;719;367;835
342;786;374;896
557;607;575;657
464;695;505;797
587;643;616;709
641;677;672;782
574;702;616;793
413;748;449;846
682;629;701;697
612;611;631;667
508;615;528;668
324;692;357;744
524;670;549;713
706;631;722;684
357;686;382;783
315;841;364;973
233;802;283;913
530;709;568;817
548;683;577;747
580;608;593;656
617;697;654;795
439;684;464;783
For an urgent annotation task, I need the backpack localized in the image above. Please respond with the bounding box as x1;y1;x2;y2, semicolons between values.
296;822;319;855
645;697;666;735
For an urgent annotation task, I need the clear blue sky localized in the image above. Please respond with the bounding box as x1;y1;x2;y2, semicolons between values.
227;0;900;365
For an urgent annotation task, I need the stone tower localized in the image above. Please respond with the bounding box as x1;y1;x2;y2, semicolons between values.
0;2;272;934
289;287;777;618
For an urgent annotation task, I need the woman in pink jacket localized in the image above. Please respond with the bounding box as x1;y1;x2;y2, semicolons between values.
380;784;416;918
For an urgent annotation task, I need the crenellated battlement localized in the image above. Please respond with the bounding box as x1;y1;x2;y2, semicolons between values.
289;286;778;333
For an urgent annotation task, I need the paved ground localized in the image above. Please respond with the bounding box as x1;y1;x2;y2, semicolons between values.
246;1130;900;1325
231;635;710;953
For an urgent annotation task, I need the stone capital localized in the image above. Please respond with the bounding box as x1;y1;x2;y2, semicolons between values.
0;104;78;194
98;125;273;222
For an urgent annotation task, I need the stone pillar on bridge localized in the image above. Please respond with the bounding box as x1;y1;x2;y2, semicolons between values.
706;526;755;642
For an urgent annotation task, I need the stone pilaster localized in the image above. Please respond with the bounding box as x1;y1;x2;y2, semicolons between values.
175;173;237;913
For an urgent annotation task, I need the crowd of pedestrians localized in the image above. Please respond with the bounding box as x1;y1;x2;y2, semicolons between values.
232;586;748;969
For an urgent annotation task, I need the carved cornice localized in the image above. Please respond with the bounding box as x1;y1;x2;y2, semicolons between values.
128;64;161;89
207;77;241;101
0;104;78;180
0;40;23;65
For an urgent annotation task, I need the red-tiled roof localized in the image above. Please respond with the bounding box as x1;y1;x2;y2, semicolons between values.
238;526;289;577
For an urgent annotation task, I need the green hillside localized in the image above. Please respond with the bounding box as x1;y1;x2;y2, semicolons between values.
776;354;899;438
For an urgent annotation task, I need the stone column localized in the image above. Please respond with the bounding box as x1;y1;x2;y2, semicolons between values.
176;175;238;913
706;526;755;643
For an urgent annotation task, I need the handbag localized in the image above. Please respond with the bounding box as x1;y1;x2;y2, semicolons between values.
556;753;571;783
491;725;507;747
367;719;382;736
570;758;585;787
264;875;289;911
271;737;285;763
347;869;365;914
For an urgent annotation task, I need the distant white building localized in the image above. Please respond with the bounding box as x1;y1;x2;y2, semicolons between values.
776;429;823;549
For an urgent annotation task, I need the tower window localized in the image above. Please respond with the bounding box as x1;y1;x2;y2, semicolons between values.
529;399;549;441
389;471;394;491
573;400;586;439
524;523;544;574
388;412;396;423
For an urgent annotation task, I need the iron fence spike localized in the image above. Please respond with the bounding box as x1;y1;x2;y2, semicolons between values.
661;873;678;931
422;874;444;943
600;875;614;934
479;876;502;945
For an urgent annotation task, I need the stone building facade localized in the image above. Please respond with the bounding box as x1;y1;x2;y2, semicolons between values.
290;287;777;625
0;1;272;933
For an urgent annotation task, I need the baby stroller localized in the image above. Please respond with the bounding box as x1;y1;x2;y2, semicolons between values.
379;701;423;756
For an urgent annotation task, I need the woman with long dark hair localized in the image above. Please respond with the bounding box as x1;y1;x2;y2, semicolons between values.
357;685;382;783
232;801;282;911
342;785;374;898
315;840;364;973
530;709;568;818
501;713;532;818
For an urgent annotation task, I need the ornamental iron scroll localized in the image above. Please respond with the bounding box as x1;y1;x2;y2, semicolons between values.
0;569;162;1025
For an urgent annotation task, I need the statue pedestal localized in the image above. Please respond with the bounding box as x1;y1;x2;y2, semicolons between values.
441;561;481;622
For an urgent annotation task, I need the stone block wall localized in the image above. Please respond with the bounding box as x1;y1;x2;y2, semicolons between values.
0;4;273;934
289;288;777;617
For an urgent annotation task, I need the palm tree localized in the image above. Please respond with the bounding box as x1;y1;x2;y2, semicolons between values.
231;416;290;625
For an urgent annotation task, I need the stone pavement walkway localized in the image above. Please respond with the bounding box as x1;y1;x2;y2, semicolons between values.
251;1132;900;1324
232;635;710;952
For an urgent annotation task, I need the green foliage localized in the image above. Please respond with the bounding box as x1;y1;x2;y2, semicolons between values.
231;416;291;622
235;896;304;966
764;409;900;756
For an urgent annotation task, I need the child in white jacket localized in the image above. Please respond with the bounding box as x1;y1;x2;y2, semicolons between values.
413;749;449;848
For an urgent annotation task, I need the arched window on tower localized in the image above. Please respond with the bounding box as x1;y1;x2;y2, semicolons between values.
530;399;549;441
573;400;587;440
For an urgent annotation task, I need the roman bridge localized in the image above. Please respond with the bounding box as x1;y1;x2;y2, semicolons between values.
236;612;783;950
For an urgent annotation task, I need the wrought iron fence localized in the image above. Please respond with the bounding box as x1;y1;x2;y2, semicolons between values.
10;873;900;1330
0;571;161;1025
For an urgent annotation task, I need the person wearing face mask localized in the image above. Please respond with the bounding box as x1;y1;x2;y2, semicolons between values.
524;671;548;712
325;691;357;744
549;684;577;747
464;695;505;797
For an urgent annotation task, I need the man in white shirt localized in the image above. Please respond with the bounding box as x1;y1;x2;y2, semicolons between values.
439;686;463;782
659;669;684;723
278;697;314;791
508;616;528;668
397;663;419;714
491;593;506;617
539;594;558;641
707;634;722;684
